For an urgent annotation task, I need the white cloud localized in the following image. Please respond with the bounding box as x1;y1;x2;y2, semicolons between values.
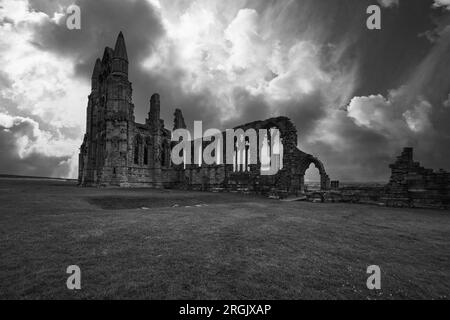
265;41;331;101
143;2;356;121
0;113;78;159
347;88;433;137
433;0;450;10
0;0;48;23
224;9;261;71
403;99;433;133
146;0;162;10
348;94;396;131
0;0;90;178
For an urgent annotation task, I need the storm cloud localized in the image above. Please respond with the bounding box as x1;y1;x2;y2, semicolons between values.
0;0;449;181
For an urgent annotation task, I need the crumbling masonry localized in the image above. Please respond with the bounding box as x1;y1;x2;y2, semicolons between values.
78;32;331;194
383;148;450;209
333;148;450;210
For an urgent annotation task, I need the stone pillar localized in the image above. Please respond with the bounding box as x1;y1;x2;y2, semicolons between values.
173;109;187;130
320;174;331;190
148;94;161;129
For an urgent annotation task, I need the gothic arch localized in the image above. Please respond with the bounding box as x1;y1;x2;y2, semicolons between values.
144;137;151;166
300;156;330;191
133;134;142;165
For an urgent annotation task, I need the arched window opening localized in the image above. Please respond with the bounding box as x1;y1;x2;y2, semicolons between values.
134;135;142;165
143;145;148;165
161;143;169;167
304;163;321;192
134;143;139;165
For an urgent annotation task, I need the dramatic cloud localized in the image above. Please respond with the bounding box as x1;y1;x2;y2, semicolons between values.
142;0;361;139
0;0;89;177
0;0;164;177
347;90;432;135
0;113;78;177
0;0;449;181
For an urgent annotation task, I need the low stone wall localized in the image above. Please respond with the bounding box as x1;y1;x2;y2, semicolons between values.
303;149;450;210
383;148;450;209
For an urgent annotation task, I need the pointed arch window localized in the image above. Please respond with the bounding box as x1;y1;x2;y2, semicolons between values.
134;144;139;165
144;145;149;165
134;135;142;165
161;141;170;168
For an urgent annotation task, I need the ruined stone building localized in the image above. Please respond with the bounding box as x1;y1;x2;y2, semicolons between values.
78;32;330;194
383;148;450;209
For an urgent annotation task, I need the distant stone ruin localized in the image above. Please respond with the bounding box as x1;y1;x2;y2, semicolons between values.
316;148;450;210
382;148;450;209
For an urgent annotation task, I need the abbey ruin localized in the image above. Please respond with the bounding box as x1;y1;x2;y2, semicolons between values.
78;32;331;195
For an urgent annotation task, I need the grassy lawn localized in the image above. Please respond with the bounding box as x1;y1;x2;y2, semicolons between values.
0;178;449;299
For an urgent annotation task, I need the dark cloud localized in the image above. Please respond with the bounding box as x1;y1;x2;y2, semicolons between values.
352;0;437;95
304;111;398;182
28;0;226;131
30;0;164;79
0;148;71;178
0;118;72;178
130;68;225;131
2;0;450;181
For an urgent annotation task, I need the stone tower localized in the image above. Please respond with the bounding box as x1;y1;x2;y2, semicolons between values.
173;109;187;130
146;93;163;182
103;31;134;185
79;32;134;186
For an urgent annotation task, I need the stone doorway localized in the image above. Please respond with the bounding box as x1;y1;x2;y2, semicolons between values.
299;157;330;192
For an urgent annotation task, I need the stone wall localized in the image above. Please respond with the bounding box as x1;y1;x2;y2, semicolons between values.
299;148;450;210
169;117;331;196
383;148;450;209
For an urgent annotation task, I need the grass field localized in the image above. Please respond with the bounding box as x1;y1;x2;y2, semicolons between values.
0;178;449;300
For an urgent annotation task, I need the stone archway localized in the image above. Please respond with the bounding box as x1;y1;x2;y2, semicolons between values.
300;156;330;192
